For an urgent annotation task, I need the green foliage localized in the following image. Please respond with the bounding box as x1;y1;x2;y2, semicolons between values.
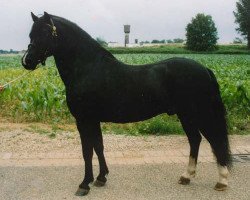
108;44;187;54
0;55;23;70
234;0;250;48
107;44;250;55
173;38;184;43
186;13;218;51
166;39;173;44
0;49;19;54
0;54;249;134
0;60;72;123
140;41;150;45
233;37;244;44
102;115;183;135
151;39;165;44
166;38;184;44
136;115;184;135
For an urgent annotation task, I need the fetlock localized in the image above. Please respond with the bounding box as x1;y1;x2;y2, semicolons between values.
97;174;107;183
79;177;94;189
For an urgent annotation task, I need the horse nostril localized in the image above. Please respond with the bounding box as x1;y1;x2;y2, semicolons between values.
25;58;32;65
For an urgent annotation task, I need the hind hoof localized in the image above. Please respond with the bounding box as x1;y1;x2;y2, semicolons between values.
178;176;190;185
214;182;227;191
94;179;106;187
75;187;90;196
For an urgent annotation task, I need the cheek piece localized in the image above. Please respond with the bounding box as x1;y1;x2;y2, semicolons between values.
41;20;58;65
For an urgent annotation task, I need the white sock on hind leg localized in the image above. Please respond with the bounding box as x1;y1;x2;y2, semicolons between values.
182;156;196;179
218;165;229;185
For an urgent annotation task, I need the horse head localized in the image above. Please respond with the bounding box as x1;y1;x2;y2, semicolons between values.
22;12;57;70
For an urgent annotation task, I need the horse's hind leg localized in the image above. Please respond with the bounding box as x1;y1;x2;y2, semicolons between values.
178;115;202;185
199;119;230;191
93;125;109;187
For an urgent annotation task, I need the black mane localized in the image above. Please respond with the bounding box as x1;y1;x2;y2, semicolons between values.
50;15;115;60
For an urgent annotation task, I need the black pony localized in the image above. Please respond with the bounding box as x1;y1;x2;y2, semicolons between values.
22;12;231;196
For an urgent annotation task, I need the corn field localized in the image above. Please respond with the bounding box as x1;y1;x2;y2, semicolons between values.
0;54;249;134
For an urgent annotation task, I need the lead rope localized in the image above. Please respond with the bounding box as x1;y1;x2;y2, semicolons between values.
0;68;37;91
0;18;57;92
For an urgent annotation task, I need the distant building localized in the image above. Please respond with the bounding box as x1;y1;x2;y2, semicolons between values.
108;42;123;48
124;25;130;47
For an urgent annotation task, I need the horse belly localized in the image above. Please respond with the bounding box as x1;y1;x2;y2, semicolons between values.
99;101;168;123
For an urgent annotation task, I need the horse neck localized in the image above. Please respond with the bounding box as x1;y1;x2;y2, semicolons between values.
53;19;104;63
52;19;114;87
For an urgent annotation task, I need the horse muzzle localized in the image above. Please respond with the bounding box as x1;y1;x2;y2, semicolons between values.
21;51;39;70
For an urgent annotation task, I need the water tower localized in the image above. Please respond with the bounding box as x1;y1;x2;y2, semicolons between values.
124;25;130;47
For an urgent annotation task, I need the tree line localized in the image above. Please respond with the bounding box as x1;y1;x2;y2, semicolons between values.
97;0;250;51
186;0;250;51
141;38;185;44
147;0;250;51
0;49;19;54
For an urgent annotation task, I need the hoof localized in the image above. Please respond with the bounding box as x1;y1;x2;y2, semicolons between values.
75;187;90;196
178;176;190;185
94;179;106;187
94;176;107;187
214;182;227;191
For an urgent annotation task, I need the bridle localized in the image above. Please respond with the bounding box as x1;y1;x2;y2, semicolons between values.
47;18;57;37
41;19;58;65
23;18;58;66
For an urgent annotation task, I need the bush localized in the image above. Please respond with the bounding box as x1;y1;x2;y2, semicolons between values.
186;13;218;51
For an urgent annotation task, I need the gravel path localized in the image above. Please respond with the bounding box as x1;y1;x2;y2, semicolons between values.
1;123;249;200
1;164;249;200
0;122;249;156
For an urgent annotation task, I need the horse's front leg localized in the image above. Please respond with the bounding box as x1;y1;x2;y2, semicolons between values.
93;124;109;187
75;120;96;196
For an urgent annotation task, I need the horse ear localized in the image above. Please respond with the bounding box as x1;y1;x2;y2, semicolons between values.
31;12;38;22
44;12;51;23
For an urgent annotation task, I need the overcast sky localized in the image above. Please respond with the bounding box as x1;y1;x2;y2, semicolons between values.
0;0;240;50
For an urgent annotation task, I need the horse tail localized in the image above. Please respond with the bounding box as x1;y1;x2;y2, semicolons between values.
206;68;232;168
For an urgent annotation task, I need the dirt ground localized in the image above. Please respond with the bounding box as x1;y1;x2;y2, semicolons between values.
0;122;249;156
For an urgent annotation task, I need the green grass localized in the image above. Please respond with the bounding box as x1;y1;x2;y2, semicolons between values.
107;44;250;55
0;54;249;135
